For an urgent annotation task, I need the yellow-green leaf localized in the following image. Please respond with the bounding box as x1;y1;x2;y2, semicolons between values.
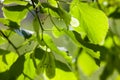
70;2;109;44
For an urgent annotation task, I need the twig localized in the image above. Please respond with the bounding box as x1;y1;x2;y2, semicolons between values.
48;11;60;31
26;6;35;17
31;0;44;40
23;72;33;80
96;0;103;10
73;48;83;80
0;30;20;56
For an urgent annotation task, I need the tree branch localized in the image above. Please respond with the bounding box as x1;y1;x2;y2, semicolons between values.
0;30;20;56
31;0;44;39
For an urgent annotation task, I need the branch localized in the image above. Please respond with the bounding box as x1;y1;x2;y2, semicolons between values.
0;30;20;56
96;0;103;10
23;72;33;80
31;0;44;39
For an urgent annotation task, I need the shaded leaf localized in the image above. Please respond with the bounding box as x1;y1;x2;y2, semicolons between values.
9;55;25;80
2;55;8;65
72;31;108;54
0;71;9;80
46;53;55;79
33;17;39;34
34;47;45;60
14;28;33;39
43;34;72;62
0;18;20;29
100;63;114;80
109;7;120;19
0;48;10;55
55;60;71;72
42;3;71;27
36;52;48;75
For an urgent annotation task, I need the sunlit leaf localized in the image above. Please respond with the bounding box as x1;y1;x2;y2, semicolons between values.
2;5;30;24
23;53;36;80
0;52;18;73
52;26;64;38
51;68;76;80
70;2;109;44
3;0;28;6
43;34;72;63
78;51;99;76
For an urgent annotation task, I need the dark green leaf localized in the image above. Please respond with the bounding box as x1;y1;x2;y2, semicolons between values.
0;48;10;55
36;52;48;75
34;47;45;60
109;7;120;19
9;55;25;80
0;71;9;80
46;53;55;79
55;60;71;72
72;31;108;53
14;28;33;39
0;18;20;29
100;63;114;80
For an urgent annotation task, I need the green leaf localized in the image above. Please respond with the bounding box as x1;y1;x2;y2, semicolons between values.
70;2;109;44
14;28;33;39
42;3;71;27
43;34;72;63
34;47;45;60
52;26;64;38
100;63;114;80
0;18;20;28
9;55;25;80
33;17;40;34
52;68;76;80
72;31;108;58
0;48;10;55
57;6;71;27
2;5;29;24
23;53;36;80
63;29;81;47
33;47;71;72
0;52;18;73
36;52;48;75
0;71;9;80
33;17;43;45
0;49;10;65
55;60;71;72
45;53;55;79
3;0;28;6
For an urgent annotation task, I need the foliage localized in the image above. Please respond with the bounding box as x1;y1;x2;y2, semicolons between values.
0;0;120;80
